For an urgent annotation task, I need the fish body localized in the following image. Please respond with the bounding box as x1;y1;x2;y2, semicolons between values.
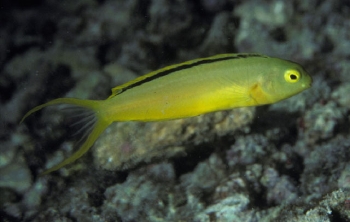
21;53;312;174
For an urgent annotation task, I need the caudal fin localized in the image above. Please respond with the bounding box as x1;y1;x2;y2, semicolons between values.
21;98;111;175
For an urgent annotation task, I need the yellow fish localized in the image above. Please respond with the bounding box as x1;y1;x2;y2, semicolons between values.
21;53;312;174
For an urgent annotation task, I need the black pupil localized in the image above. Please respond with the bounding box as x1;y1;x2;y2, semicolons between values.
290;74;297;80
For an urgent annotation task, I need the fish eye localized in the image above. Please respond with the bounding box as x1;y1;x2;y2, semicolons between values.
284;69;300;83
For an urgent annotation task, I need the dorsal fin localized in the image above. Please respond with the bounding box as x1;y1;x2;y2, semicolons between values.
108;57;206;98
108;53;268;99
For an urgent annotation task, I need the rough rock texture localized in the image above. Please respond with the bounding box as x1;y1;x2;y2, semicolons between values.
1;0;350;221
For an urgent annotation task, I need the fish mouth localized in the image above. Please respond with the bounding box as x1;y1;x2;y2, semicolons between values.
308;75;313;87
302;82;311;89
303;75;313;88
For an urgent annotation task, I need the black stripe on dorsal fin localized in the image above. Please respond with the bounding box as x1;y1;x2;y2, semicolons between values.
109;53;269;98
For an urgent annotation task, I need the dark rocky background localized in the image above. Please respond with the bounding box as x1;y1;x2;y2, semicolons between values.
1;0;350;221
